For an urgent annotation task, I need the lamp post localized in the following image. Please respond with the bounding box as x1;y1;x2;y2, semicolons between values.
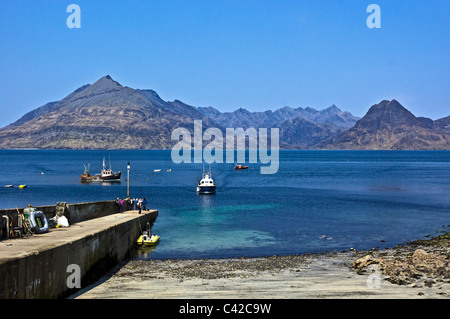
127;162;130;199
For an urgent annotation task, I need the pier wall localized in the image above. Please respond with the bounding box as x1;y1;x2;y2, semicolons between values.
0;201;157;299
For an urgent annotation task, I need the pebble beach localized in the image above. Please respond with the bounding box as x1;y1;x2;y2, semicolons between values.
74;232;449;299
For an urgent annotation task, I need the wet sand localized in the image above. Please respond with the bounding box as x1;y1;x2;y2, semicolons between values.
73;233;449;299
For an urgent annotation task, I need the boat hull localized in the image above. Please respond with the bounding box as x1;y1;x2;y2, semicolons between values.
99;172;121;181
80;174;94;183
197;186;216;194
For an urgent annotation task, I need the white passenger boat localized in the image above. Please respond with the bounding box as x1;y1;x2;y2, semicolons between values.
196;168;216;195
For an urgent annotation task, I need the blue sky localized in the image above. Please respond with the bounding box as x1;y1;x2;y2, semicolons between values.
0;0;449;127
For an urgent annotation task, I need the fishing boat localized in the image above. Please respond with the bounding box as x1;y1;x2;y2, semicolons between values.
80;164;95;183
80;158;121;183
197;166;216;194
234;164;249;170
96;157;121;181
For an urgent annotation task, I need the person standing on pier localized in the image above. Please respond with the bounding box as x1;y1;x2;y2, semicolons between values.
143;198;147;211
137;198;143;214
128;197;134;211
115;197;121;213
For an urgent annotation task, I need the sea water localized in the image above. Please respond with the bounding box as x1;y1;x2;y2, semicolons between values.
0;150;449;259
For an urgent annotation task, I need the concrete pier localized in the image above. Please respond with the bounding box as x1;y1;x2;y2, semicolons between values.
0;209;158;299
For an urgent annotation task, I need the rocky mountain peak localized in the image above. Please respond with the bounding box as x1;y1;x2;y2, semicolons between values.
324;104;341;112
361;99;421;129
91;74;122;89
317;99;450;150
71;75;123;98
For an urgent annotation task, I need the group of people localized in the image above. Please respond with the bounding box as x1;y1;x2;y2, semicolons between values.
115;197;148;214
129;197;148;214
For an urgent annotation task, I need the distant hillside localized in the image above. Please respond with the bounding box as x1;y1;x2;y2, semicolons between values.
279;117;345;149
0;75;361;150
197;104;359;129
0;76;218;149
0;76;447;150
316;99;450;150
196;104;360;149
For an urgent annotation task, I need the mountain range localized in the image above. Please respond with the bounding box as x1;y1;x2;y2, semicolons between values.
316;99;450;150
0;75;448;150
0;76;217;149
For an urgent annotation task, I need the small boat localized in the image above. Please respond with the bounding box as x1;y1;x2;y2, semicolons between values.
29;210;49;234
19;184;27;189
234;164;249;170
96;157;121;181
197;167;216;194
80;164;94;183
137;222;160;246
5;185;13;188
154;169;161;172
136;233;160;246
80;158;121;183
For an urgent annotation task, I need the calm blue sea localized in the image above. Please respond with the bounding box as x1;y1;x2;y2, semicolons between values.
0;150;449;259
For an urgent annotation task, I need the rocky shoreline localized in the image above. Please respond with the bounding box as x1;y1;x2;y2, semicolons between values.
75;232;449;299
351;232;449;292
